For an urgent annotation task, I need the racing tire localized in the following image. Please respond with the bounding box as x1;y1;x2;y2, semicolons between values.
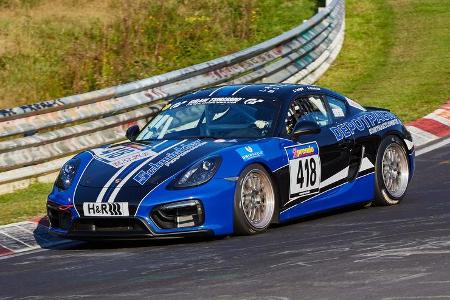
374;135;410;206
233;164;277;235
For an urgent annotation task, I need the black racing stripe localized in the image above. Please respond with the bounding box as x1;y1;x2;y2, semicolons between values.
357;168;375;177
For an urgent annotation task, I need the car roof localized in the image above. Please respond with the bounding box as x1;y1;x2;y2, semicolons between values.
172;83;344;104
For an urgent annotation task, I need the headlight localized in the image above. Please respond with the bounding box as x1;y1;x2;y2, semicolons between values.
172;157;221;188
55;159;80;190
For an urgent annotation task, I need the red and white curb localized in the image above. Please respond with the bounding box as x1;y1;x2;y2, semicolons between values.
407;100;450;147
0;217;72;258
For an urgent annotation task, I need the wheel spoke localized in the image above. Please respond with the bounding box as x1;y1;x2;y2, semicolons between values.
239;169;275;229
381;143;409;198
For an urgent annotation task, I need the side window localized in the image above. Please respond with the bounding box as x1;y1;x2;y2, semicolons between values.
327;96;347;121
285;95;331;135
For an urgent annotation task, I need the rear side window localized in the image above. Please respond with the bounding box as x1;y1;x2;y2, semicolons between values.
327;96;347;120
285;95;331;134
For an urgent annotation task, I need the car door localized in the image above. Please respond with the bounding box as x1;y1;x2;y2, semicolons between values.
280;94;354;208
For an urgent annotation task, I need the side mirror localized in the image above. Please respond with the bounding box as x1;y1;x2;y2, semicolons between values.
126;125;140;142
292;121;321;140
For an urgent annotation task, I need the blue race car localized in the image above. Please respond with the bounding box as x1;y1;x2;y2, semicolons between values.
47;84;415;239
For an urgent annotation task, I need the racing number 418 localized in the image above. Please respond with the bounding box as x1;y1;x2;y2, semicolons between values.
288;147;321;199
296;157;317;188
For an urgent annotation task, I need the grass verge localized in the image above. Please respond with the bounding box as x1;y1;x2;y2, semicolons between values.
317;0;450;122
0;0;316;109
0;182;52;225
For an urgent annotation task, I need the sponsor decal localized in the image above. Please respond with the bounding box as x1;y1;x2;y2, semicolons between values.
285;142;321;200
368;119;400;134
330;111;400;141
188;97;243;105
133;140;206;185
243;98;264;105
332;107;345;118
171;100;188;109
83;202;129;217
92;145;158;168
259;86;280;94
236;144;264;161
167;97;268;109
289;143;318;159
306;86;321;91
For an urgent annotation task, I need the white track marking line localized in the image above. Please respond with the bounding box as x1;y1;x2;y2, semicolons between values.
107;139;187;203
416;136;450;156
406;126;439;147
0;230;32;248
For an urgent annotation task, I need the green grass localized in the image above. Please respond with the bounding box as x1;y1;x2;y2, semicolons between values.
0;182;52;225
0;0;317;109
317;0;450;122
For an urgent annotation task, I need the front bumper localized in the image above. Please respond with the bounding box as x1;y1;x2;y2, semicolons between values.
47;178;237;239
49;216;213;240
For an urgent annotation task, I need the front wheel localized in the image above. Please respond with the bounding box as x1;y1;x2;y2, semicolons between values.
374;135;410;206
233;164;276;235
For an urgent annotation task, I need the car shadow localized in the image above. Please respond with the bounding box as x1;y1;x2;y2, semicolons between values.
33;202;370;252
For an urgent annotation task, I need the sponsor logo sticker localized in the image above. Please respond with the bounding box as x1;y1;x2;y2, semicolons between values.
83;202;129;217
289;143;318;159
243;98;264;105
330;111;400;141
92;145;157;168
236;144;264;161
132;140;207;185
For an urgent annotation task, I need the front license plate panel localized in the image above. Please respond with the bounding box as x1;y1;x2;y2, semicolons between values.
83;202;130;217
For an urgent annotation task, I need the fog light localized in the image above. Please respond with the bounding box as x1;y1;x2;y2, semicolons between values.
151;200;204;229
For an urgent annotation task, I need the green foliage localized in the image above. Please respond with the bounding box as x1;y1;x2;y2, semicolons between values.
0;0;316;109
318;0;450;122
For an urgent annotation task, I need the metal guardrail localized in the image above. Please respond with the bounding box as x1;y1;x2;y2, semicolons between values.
0;0;345;194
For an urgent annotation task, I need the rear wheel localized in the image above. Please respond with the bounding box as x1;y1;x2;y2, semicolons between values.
374;135;410;206
233;164;276;235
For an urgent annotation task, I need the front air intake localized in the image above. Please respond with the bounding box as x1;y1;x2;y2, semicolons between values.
151;200;204;229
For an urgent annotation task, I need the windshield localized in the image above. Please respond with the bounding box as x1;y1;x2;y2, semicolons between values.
137;101;278;140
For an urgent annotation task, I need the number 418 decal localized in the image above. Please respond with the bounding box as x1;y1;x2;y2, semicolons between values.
285;142;321;200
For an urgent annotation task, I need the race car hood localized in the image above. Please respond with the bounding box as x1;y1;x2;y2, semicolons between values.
73;138;247;215
79;139;238;189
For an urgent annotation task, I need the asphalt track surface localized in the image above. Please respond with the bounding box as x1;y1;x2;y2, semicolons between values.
1;143;450;300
